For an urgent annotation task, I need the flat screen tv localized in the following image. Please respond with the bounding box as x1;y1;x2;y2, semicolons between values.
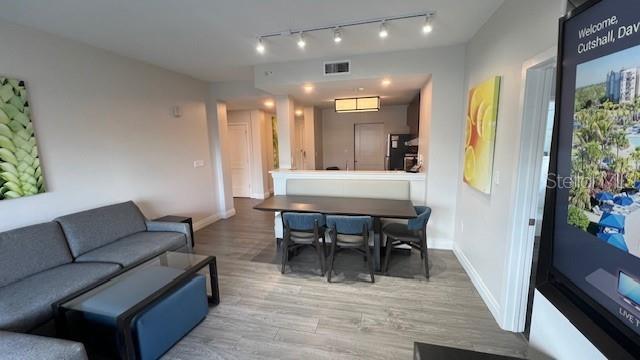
538;0;640;357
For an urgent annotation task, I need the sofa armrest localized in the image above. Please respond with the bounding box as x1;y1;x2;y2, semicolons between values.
145;221;192;249
0;331;87;360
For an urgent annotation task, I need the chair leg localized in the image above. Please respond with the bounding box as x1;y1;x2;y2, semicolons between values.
383;237;394;274
314;238;325;276
365;241;375;283
327;240;337;283
281;237;289;274
422;235;430;279
321;233;327;256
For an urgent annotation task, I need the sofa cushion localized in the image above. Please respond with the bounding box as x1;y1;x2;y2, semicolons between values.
75;232;186;267
55;201;148;257
0;330;88;360
0;222;73;288
0;262;120;332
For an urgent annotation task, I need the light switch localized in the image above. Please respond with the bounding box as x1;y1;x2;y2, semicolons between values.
494;171;500;185
193;160;204;168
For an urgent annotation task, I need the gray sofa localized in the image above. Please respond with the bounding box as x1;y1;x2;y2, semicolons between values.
0;201;192;357
0;330;88;360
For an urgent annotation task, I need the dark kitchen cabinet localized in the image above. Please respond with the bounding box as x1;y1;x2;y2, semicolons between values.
407;93;420;136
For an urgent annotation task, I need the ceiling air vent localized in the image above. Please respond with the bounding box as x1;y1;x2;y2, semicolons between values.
324;60;351;76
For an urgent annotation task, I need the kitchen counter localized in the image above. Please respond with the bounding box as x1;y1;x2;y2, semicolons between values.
270;169;425;202
270;169;426;180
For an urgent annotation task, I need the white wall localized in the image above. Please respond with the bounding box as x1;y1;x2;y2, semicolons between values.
314;107;323;170
0;20;219;231
302;107;316;170
529;290;605;359
276;96;296;169
453;0;565;330
322;105;409;170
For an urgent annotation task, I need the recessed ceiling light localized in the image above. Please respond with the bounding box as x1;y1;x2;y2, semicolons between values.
357;87;365;92
379;21;388;38
295;109;303;116
264;100;274;108
422;15;433;34
303;84;314;93
381;79;391;87
297;32;306;49
256;38;265;54
333;27;342;43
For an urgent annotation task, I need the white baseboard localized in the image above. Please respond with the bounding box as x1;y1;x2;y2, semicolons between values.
193;214;221;231
222;208;236;218
453;242;502;327
193;208;236;231
250;192;270;199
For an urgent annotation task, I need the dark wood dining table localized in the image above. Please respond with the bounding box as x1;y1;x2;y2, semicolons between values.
253;195;417;271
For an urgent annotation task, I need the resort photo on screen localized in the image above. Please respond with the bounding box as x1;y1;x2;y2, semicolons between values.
569;44;640;258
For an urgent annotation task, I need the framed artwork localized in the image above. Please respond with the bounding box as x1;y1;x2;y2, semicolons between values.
463;76;501;194
0;77;46;200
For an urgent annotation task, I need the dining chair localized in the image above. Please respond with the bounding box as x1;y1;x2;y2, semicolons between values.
382;206;432;278
281;212;326;275
326;215;375;283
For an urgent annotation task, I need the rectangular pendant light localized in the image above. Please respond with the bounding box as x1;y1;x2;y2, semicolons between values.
335;96;380;113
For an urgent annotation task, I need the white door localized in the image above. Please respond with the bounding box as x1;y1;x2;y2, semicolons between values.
228;123;251;197
354;123;385;170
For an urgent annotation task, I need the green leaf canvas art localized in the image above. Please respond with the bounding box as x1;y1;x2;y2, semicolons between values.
0;77;45;200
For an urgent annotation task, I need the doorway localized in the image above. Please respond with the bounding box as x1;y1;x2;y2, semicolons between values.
503;48;557;334
228;123;251;197
354;123;385;170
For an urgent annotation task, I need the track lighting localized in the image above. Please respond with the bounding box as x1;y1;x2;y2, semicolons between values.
379;21;388;38
254;11;435;51
422;15;433;34
333;27;342;43
297;32;306;49
256;38;265;54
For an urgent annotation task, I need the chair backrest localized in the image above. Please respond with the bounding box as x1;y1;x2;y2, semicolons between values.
0;222;73;288
55;201;147;258
282;212;325;231
286;179;410;200
326;215;373;235
408;206;432;231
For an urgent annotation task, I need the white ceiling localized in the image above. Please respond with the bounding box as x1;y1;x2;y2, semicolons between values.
223;75;430;111
0;0;503;82
273;75;430;109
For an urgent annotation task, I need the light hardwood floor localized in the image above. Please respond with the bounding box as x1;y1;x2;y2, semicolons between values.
163;198;529;359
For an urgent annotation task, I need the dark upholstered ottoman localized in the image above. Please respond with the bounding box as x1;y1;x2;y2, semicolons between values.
63;266;208;360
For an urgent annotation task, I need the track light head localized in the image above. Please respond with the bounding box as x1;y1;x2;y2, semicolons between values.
256;38;265;54
379;21;388;38
297;32;306;49
422;15;433;34
333;27;343;43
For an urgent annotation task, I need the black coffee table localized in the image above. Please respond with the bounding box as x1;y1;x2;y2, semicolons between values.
54;251;219;359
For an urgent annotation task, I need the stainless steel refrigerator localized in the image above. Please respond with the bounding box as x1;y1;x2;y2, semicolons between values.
385;134;413;170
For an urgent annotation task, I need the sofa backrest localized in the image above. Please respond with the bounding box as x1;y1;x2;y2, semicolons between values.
0;222;73;288
55;201;147;258
286;179;410;200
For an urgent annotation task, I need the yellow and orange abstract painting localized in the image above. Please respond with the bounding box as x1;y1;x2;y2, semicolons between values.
463;76;501;194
